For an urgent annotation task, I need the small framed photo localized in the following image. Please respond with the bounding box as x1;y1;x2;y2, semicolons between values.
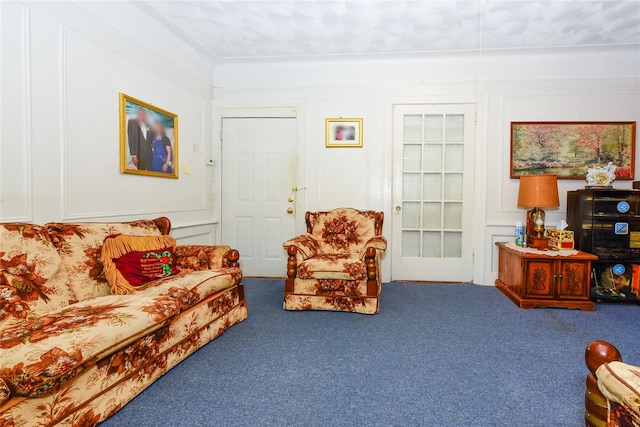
325;118;363;148
120;93;178;179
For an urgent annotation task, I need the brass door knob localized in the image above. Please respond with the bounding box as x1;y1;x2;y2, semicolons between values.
288;197;294;202
287;207;294;214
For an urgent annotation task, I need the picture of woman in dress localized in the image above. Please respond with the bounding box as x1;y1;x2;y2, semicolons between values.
151;120;173;174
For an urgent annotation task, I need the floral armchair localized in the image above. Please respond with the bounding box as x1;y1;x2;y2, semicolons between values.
283;208;387;314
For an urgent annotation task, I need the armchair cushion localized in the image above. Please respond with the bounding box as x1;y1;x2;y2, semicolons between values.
298;253;367;280
306;209;382;254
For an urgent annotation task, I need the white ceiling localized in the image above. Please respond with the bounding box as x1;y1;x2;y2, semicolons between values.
140;1;640;63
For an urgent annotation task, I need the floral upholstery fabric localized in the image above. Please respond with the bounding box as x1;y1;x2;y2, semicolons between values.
306;208;382;254
0;378;9;406
596;361;640;426
174;245;234;270
283;209;386;314
0;218;247;426
0;224;77;328
297;254;366;280
0;286;247;426
45;220;162;301
291;278;369;298
284;294;379;315
0;267;241;398
282;234;320;260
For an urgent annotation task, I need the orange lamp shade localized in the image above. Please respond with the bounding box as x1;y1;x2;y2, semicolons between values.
517;175;560;208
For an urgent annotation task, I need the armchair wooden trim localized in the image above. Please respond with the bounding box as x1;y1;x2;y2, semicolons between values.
285;246;298;294
365;247;378;297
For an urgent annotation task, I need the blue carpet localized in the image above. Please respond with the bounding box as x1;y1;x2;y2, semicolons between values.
102;279;639;426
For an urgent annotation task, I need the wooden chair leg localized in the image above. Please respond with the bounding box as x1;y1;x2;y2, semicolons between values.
585;340;623;427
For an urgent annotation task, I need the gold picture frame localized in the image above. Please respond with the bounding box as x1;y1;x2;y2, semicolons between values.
119;93;178;179
325;118;363;148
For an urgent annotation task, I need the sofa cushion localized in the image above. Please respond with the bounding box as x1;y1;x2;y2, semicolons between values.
0;267;242;397
175;245;233;270
102;235;178;294
45;220;162;301
297;253;367;280
0;224;77;328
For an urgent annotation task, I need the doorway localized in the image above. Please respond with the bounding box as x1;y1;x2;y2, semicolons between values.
391;104;476;282
221;117;297;276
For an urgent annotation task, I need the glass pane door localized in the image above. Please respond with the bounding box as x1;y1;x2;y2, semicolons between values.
401;113;464;258
392;104;476;282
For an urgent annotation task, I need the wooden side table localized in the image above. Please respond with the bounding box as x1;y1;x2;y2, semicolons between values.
495;242;597;311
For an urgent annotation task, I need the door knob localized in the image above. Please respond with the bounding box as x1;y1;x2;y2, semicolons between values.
287;207;294;214
288;197;294;202
395;206;401;211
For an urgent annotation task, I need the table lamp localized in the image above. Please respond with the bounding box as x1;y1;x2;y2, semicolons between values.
517;174;560;249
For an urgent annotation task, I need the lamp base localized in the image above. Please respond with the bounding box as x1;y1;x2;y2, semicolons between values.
527;235;549;250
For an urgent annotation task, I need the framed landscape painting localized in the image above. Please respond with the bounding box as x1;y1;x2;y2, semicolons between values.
120;93;178;179
511;122;636;180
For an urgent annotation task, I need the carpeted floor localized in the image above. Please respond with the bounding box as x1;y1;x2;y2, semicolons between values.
102;279;639;426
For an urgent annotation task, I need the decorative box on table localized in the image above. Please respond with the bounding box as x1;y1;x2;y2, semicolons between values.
546;228;575;250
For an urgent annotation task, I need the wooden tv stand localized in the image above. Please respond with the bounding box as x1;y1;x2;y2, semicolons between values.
495;242;597;311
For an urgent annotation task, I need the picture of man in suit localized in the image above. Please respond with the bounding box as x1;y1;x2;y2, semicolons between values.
127;108;152;171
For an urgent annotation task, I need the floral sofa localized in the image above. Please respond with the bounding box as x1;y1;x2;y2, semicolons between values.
585;340;640;426
283;208;386;314
0;218;247;426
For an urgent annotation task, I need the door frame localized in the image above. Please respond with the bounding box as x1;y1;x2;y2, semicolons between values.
383;95;488;284
212;99;307;245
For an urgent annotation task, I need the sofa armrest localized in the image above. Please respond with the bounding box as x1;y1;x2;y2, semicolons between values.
596;361;640;418
359;235;387;259
174;245;240;270
283;233;320;261
584;340;626;427
153;217;172;235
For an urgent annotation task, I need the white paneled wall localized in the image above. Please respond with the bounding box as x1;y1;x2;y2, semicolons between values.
1;2;32;222
0;2;216;244
213;48;640;284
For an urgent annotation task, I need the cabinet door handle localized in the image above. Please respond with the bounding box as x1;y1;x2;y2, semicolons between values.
558;274;563;280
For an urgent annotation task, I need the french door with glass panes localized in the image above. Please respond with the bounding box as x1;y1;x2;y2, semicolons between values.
391;104;476;282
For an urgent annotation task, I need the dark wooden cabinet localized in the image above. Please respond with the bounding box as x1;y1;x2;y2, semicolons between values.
567;189;640;303
495;242;596;311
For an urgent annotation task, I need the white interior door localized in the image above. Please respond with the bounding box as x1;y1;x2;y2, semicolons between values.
221;118;297;277
391;104;476;282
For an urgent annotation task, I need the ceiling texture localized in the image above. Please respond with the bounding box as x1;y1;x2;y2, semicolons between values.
140;1;640;63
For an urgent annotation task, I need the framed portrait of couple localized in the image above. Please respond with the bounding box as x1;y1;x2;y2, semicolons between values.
119;93;178;179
